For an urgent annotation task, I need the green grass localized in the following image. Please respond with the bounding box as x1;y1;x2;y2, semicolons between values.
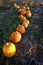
0;8;23;42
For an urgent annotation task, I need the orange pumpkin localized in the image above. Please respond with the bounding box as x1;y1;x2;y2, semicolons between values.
22;20;30;28
22;6;27;11
13;3;17;8
19;15;26;21
16;25;25;34
26;7;30;10
22;16;26;21
18;9;22;13
30;1;35;6
24;19;30;24
40;2;43;6
23;1;29;5
13;3;20;9
23;1;26;4
10;31;22;43
19;15;23;20
17;5;20;9
3;42;16;58
26;10;32;17
21;10;27;15
35;2;39;6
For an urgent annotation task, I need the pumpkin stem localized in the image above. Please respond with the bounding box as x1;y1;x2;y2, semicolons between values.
6;43;9;46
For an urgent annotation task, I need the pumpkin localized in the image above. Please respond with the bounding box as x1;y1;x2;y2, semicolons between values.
22;6;27;11
17;5;20;9
23;1;26;4
35;2;39;6
13;3;17;8
40;2;43;6
26;10;32;17
30;1;35;6
24;19;30;24
16;25;25;34
22;16;26;21
18;9;22;13
19;15;26;21
13;3;20;9
21;10;27;15
23;1;29;5
3;42;16;58
10;31;22;43
26;7;30;10
22;20;29;28
19;15;23;20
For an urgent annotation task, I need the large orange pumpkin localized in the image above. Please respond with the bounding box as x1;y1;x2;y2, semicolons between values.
10;31;22;43
26;10;32;17
16;25;25;34
22;20;30;28
3;42;16;58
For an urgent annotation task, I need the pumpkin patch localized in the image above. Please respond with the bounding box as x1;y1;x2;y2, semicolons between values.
2;2;32;57
1;1;32;58
0;1;43;65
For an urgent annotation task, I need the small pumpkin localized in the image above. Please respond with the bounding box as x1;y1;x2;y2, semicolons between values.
26;10;32;17
3;42;16;58
23;1;29;5
16;25;25;34
22;16;26;21
26;7;30;10
19;15;26;21
17;5;20;9
10;31;22;43
35;2;39;6
19;15;23;20
30;1;35;6
23;1;26;4
13;3;17;8
21;10;27;15
40;2;43;6
22;19;30;28
18;9;22;13
22;6;27;11
13;3;20;9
